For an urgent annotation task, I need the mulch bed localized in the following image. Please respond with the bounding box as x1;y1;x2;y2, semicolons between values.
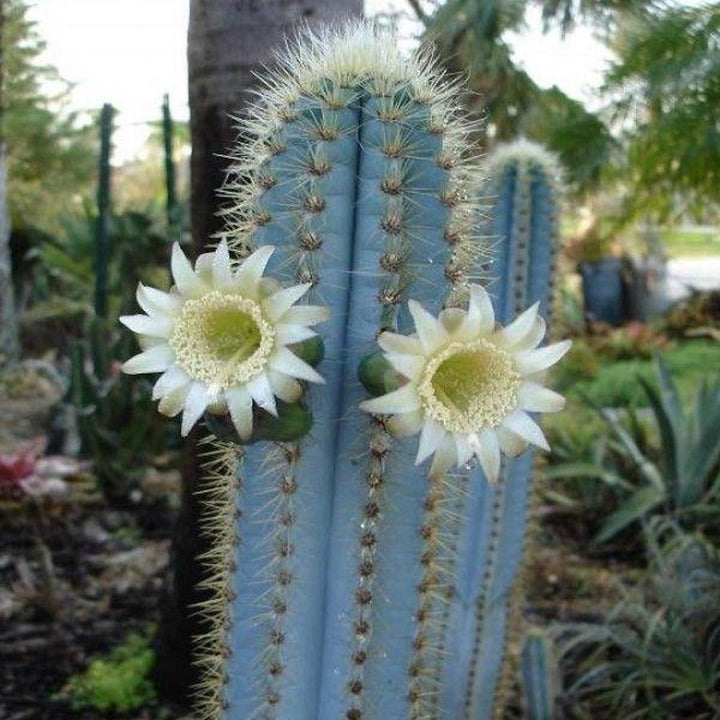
0;499;182;719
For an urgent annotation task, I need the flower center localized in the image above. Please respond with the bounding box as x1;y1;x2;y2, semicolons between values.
418;339;520;434
169;291;275;389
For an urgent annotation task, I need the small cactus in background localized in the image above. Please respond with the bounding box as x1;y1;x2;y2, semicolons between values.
120;26;566;720
521;629;558;720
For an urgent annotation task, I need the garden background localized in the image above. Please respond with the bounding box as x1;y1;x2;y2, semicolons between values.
1;1;719;718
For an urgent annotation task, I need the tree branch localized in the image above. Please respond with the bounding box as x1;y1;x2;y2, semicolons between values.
406;0;429;25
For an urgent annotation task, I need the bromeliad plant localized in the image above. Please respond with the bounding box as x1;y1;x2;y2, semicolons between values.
120;25;567;720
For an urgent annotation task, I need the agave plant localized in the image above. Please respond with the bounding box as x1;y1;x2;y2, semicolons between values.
549;356;720;544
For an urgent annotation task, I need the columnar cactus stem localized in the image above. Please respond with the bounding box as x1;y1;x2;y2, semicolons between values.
129;27;563;720
440;139;562;719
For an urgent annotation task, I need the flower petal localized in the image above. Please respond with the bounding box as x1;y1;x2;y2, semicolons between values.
226;386;253;440
439;307;466;334
415;419;446;465
269;346;324;383
517;381;565;413
181;382;209;437
500;302;539;347
137;284;181;317
212;239;234;289
515;340;572;376
378;332;423;356
138;335;166;350
275;323;317;345
280;305;329;327
466;284;495;334
263;284;311;322
359;384;422;415
258;277;283;298
158;384;190;418
409;299;448;354
522;317;547;351
152;365;190;400
247;373;278;416
470;429;501;483
122;344;175;374
497;427;528;456
385;353;424;382
119;314;173;338
268;370;303;404
195;252;214;282
455;436;474;466
386;410;423;438
502;409;550;451
429;436;456;479
235;245;274;295
171;243;207;297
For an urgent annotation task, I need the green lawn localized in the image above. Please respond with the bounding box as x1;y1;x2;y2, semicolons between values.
660;228;720;258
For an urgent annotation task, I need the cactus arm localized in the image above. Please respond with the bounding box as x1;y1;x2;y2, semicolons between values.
317;91;434;720
465;143;561;719
217;84;363;718
318;81;487;720
521;629;556;720
436;141;561;719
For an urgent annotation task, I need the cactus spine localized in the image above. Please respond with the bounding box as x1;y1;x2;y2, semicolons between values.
194;28;559;720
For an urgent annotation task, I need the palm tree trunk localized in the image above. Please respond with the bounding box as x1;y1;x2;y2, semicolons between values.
154;0;362;707
187;0;363;249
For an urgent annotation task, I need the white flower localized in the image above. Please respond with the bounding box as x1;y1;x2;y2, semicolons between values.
359;286;571;482
120;241;329;438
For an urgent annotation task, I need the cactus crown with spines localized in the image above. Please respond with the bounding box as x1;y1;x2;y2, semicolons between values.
190;26;559;720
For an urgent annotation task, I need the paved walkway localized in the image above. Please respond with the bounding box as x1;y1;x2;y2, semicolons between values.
665;257;720;302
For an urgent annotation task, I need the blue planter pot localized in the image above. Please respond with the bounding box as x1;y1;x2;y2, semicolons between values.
580;257;624;326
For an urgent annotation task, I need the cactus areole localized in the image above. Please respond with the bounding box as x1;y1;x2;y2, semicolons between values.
120;24;567;720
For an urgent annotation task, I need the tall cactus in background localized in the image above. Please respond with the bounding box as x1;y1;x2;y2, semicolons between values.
439;139;562;719
119;26;566;720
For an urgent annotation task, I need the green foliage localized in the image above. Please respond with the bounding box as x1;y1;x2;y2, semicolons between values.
554;526;720;718
2;0;95;232
33;205;172;314
519;86;615;192
661;290;720;339
535;0;652;34
59;631;156;713
552;357;720;543
605;3;720;219
554;339;720;407
63;318;175;504
420;0;614;196
424;0;535;139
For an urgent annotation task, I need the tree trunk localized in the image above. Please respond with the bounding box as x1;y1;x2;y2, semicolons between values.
187;0;364;250
0;146;19;368
154;0;362;707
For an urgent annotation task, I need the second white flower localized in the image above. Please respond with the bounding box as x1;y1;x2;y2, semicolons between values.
359;285;571;482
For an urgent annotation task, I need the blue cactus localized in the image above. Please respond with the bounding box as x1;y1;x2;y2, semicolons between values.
439;140;562;719
521;629;558;720
129;28;562;720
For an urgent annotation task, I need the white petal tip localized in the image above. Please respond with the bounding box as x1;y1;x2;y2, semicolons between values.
120;360;141;374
